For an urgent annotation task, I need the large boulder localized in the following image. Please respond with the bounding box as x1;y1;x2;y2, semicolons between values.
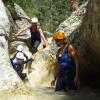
0;0;21;90
76;0;100;64
74;0;100;86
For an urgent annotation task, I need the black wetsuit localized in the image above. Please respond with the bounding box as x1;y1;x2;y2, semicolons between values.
29;27;41;54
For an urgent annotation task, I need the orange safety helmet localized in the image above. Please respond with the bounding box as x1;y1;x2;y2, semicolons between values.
53;31;65;40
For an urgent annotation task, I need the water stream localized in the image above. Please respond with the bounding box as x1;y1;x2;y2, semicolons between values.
0;81;100;100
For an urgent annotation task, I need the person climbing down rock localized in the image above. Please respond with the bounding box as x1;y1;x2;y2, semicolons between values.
15;17;49;54
11;45;34;80
70;0;79;12
51;31;80;91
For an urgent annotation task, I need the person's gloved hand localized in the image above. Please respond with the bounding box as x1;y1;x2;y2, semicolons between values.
28;58;34;62
11;33;17;39
43;44;46;48
30;58;34;62
74;75;80;86
43;42;49;48
51;80;56;87
25;58;34;63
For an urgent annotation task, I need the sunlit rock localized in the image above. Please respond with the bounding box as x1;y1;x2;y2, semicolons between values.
0;0;21;90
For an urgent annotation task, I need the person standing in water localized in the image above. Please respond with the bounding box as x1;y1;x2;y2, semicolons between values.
51;31;80;91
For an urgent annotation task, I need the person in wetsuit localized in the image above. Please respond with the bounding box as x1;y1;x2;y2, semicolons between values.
15;17;48;54
11;45;33;80
51;31;80;91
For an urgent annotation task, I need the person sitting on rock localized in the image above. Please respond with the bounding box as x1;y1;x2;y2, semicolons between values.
15;17;48;54
51;31;80;91
11;45;33;80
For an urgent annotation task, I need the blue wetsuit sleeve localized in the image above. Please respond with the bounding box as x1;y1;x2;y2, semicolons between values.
13;61;21;65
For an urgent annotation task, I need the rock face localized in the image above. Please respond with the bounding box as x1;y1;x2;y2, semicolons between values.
7;3;31;54
14;3;31;40
74;0;100;85
77;0;100;64
0;0;21;90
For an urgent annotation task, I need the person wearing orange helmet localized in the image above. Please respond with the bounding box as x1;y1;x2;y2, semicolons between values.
51;31;80;91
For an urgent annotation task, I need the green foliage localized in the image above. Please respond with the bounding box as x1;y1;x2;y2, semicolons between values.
3;0;86;32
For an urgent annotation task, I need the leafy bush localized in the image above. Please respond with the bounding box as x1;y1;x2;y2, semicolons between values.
3;0;86;32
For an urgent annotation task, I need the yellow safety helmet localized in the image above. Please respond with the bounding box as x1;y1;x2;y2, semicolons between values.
53;31;65;40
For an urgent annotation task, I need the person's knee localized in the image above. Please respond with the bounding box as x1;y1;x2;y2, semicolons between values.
30;46;38;54
32;48;37;54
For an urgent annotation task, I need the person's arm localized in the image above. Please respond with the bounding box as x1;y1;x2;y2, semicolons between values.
51;63;60;86
68;44;80;86
23;58;34;64
15;25;30;36
39;28;48;47
54;64;60;80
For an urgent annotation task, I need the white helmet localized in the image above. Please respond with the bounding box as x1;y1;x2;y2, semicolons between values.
16;52;24;60
17;45;23;51
31;17;38;23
